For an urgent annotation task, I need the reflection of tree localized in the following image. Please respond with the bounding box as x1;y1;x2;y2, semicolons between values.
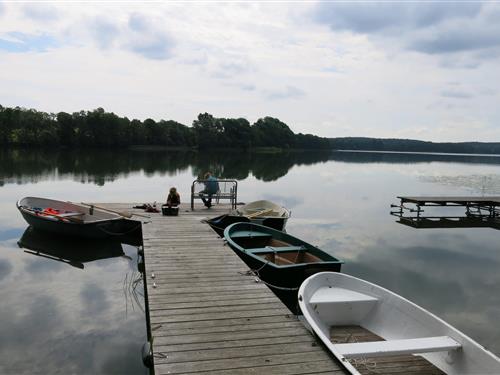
251;151;331;182
330;151;500;165
0;148;332;185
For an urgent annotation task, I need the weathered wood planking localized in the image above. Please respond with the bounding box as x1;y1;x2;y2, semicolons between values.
101;203;345;375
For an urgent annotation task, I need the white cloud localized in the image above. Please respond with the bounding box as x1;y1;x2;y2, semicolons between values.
265;85;305;100
0;2;499;142
22;4;59;22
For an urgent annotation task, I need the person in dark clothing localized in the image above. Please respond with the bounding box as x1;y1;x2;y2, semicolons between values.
166;187;180;207
199;172;219;208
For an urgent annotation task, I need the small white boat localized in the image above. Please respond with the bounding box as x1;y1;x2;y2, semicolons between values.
207;199;290;236
298;272;500;374
235;199;290;230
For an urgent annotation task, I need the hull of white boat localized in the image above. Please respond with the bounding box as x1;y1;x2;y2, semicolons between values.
298;272;500;375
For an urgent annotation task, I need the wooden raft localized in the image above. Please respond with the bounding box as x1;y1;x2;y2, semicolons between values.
134;203;345;375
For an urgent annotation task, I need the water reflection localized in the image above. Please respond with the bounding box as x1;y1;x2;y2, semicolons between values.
2;148;500;372
18;226;126;269
396;216;500;230
331;150;500;165
0;148;332;185
0;228;147;374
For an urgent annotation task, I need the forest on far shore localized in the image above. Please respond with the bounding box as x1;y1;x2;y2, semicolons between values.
3;105;499;154
0;105;330;150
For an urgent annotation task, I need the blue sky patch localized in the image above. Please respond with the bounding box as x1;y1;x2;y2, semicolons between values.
0;32;57;53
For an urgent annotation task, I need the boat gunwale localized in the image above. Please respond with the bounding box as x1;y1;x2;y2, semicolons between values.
16;197;124;225
224;222;344;269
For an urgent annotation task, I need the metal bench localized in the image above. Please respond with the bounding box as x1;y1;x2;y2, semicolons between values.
191;179;238;210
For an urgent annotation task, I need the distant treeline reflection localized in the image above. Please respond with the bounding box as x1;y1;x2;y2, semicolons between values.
331;150;500;165
3;149;500;187
0;148;332;186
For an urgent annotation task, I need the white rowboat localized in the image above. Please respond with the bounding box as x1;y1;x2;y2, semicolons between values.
298;272;500;374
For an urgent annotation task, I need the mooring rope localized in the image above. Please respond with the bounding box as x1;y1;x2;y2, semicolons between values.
239;262;300;291
336;333;379;373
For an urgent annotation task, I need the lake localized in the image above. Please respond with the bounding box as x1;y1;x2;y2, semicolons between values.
1;148;500;373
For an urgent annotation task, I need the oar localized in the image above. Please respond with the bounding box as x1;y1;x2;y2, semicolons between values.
81;203;150;218
246;208;273;219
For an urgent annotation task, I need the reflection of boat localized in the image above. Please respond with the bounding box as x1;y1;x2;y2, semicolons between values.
17;197;141;239
299;272;500;375
18;226;125;269
207;200;290;236
224;222;342;313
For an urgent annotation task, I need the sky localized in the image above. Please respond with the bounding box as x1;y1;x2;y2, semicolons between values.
1;1;499;142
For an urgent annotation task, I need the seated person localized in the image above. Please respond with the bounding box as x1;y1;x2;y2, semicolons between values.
199;172;219;208
166;187;180;207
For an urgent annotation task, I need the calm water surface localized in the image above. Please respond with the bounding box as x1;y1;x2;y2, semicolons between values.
1;148;500;373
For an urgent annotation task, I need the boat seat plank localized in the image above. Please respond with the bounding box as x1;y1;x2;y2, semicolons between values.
229;231;273;239
334;336;461;358
310;287;378;304
249;246;305;254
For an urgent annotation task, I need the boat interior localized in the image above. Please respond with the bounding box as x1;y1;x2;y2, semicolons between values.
256;250;322;265
230;233;323;265
300;272;500;375
19;197;119;222
330;325;445;374
235;200;289;218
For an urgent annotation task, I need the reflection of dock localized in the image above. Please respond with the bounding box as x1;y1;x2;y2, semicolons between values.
391;196;500;230
397;217;500;230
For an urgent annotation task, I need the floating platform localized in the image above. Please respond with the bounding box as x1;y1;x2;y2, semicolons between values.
391;196;500;229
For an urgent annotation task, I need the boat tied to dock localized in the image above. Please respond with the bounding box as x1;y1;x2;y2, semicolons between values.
224;222;342;313
299;272;500;374
17;197;142;239
206;199;290;236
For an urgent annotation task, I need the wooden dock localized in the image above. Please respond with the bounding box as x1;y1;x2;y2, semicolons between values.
97;202;454;374
107;203;345;375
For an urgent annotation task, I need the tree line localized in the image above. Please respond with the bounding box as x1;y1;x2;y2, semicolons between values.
0;105;330;149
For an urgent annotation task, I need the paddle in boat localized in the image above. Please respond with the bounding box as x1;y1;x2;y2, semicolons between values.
224;222;343;313
17;197;142;239
207;199;290;236
298;272;500;374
